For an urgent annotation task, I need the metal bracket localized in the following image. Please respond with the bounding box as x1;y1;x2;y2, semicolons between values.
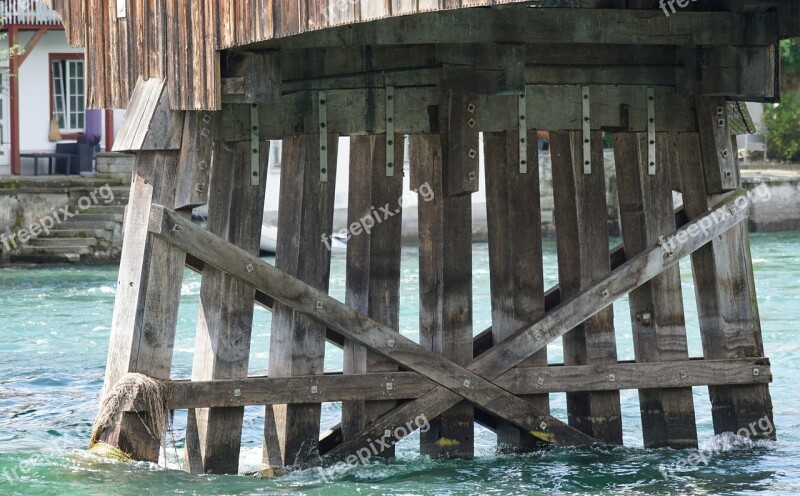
386;86;395;177
319;92;328;183
250;104;260;186
647;87;656;176
582;86;591;175
519;90;528;174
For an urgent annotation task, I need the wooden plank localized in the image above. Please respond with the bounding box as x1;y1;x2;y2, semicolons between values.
615;132;697;448
94;78;189;461
262;131;340;472
221;51;281;104
98;152;186;462
484;129;548;451
174;111;217;210
150;205;598;450
183;118;268;475
123;358;772;411
250;86;696;140
550;131;623;444
317;191;751;461
442;94;481;196
676;45;779;101
341;135;405;454
695;97;738;194
671;132;775;439
253;9;778;49
412;134;475;458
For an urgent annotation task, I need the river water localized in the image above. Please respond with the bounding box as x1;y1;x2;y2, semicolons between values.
1;233;799;495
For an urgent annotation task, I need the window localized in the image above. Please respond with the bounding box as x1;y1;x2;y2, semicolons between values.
50;55;85;134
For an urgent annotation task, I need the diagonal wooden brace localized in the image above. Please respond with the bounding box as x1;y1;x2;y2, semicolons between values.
148;204;595;447
320;190;752;460
148;190;750;458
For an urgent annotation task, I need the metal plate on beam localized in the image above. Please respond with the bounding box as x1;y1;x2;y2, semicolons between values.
386;86;395;176
319;92;328;183
582;86;591;175
647;87;656;176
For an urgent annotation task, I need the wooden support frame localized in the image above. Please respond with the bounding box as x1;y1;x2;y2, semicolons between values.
148;189;753;462
671;132;775;440
96;79;187;462
183;106;269;475
412;133;476;458
341;134;405;453
550;130;623;444
484;129;548;452
615;132;698;449
262;131;340;473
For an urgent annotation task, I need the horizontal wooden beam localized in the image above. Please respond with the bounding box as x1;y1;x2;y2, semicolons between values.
248;8;778;50
125;358;770;411
218;85;697;140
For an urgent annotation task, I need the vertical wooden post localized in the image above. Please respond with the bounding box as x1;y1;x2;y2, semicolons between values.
672;132;775;439
262;131;339;472
615;132;698;448
98;81;186;462
184;106;268;474
550;131;623;444
410;131;474;457
484;129;548;451
341;134;405;453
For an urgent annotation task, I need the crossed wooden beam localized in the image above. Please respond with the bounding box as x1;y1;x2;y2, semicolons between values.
147;190;751;460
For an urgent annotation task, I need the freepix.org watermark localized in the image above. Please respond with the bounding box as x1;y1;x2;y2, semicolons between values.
658;415;775;481
315;414;431;483
658;184;771;255
0;184;115;252
660;0;699;17
321;182;435;251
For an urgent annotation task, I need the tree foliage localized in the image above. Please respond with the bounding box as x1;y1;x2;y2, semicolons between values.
763;39;800;161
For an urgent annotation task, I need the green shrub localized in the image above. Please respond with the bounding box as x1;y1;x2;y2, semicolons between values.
764;91;800;162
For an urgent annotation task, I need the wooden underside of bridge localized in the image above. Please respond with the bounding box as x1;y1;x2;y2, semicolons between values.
83;4;784;476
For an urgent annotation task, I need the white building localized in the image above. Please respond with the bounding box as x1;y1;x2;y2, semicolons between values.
0;0;123;176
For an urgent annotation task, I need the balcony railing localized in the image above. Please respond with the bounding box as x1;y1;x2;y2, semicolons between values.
0;0;61;26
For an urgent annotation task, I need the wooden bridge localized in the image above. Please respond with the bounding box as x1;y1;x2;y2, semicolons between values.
42;0;797;475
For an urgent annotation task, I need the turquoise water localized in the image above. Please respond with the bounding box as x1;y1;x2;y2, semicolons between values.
1;233;799;495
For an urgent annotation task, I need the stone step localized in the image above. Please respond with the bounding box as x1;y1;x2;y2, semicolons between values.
53;221;118;231
10;253;81;264
19;245;92;256
46;228;108;239
76;205;126;215
61;213;124;224
28;237;97;247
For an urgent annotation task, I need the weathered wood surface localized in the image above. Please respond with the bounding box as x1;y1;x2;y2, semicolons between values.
98;78;188;462
239;86;698;139
183;118;268;475
342;134;405;454
484;130;548;451
150;203;597;450
551;130;623;444
317;191;751;460
149;189;750;461
175;112;218;210
43;0;792;110
263;131;340;472
672;132;775;439
615;132;697;449
123;358;772;411
412;134;475;457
